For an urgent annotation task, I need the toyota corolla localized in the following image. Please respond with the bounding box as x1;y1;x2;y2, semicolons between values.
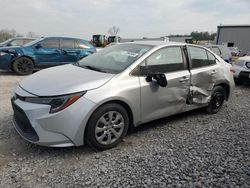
11;41;234;150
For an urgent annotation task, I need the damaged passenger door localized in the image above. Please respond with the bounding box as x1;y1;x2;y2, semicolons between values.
137;46;191;123
187;46;219;104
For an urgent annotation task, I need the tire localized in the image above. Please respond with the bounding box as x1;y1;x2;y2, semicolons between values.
205;86;225;114
234;78;244;85
12;57;34;75
85;103;129;150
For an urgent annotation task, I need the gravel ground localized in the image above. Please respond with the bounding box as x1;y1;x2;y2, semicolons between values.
0;70;249;188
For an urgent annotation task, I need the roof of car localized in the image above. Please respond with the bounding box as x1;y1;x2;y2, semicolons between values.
125;40;186;46
44;36;87;41
204;44;221;47
11;37;36;40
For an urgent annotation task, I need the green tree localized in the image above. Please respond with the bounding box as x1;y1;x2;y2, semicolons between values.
190;31;216;41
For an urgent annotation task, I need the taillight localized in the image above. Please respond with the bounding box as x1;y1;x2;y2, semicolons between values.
230;67;235;73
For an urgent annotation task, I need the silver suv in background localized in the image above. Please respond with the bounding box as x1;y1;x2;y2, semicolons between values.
232;56;250;84
204;44;232;64
11;41;234;150
228;47;240;56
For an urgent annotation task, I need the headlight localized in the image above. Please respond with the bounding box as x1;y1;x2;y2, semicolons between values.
24;91;86;113
246;62;250;69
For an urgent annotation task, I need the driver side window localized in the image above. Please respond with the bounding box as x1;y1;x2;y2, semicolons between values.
139;47;185;75
39;39;59;48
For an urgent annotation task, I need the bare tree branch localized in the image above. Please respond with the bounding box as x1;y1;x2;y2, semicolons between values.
108;26;120;36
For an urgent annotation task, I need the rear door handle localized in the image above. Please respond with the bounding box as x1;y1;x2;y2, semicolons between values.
179;77;189;82
211;70;217;75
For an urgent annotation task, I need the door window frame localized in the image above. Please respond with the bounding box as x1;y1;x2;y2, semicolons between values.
131;45;188;76
211;46;222;56
186;45;218;70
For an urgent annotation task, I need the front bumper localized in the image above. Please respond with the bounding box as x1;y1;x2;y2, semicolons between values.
238;71;250;82
233;65;250;81
11;86;96;147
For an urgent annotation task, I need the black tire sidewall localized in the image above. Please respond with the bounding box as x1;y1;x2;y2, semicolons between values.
86;103;129;150
13;57;34;75
206;86;225;114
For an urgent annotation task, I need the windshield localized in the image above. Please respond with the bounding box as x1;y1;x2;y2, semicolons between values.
77;43;153;74
23;38;43;47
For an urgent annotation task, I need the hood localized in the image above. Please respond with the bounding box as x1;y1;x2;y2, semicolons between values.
0;46;22;54
0;46;21;51
19;64;115;96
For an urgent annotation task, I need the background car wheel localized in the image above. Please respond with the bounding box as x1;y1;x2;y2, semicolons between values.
234;78;244;85
85;103;129;150
12;57;34;75
205;86;225;114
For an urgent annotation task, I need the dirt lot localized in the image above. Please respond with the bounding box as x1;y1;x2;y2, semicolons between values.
0;70;249;188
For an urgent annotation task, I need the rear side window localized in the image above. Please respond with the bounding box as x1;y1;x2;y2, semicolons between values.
40;39;59;48
188;46;209;68
60;39;75;48
10;39;23;46
140;47;185;74
207;51;216;65
76;40;93;49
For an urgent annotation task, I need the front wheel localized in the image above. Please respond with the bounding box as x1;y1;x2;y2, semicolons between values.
85;103;129;150
12;57;34;75
205;86;225;114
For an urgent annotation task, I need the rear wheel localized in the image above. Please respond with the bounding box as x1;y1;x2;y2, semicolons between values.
205;86;225;114
85;103;129;150
12;57;34;75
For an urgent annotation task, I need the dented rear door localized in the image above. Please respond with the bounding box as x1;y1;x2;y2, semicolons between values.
187;46;219;104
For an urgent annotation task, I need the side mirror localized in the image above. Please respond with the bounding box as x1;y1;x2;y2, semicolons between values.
35;43;42;49
146;73;168;87
6;43;12;46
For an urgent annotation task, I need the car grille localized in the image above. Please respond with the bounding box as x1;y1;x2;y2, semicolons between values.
11;98;39;142
239;71;250;80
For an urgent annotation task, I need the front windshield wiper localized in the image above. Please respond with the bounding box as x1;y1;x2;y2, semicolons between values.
80;65;107;73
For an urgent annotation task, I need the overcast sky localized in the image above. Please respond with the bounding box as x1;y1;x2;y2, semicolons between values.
0;0;250;40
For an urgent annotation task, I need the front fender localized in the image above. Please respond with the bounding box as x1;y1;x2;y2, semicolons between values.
75;96;136;146
0;53;15;70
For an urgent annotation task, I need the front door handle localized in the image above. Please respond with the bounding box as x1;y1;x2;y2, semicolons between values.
179;77;189;82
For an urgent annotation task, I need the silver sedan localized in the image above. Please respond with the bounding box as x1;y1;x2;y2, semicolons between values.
11;41;234;150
